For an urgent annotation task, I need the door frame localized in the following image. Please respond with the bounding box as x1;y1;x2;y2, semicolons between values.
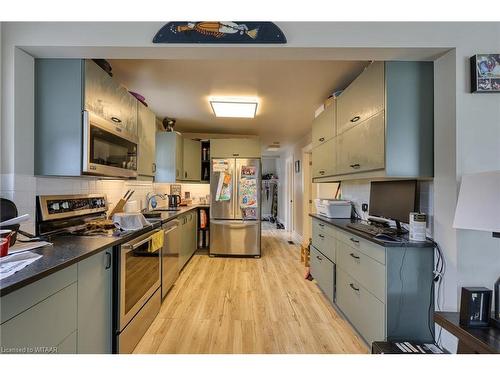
285;155;294;235
302;143;315;247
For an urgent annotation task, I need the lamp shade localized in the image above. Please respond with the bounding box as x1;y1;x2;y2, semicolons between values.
453;170;500;233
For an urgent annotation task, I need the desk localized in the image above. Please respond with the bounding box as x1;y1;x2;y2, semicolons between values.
434;311;500;354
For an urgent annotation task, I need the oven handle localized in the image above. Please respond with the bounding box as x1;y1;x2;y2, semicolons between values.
122;229;160;253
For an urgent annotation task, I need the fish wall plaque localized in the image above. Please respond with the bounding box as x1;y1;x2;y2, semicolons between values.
153;22;286;44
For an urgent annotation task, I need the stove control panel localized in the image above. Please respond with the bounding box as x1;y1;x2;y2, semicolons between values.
38;194;108;221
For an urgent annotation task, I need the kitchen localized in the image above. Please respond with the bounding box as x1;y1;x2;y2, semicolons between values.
1;20;499;363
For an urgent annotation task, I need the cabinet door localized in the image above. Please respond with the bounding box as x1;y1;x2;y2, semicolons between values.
77;249;113;354
84;60;138;136
137;104;157;177
310;246;335;303
179;215;189;270
182;138;201;181
312;103;336;148
337;62;385;135
336;111;385;175
312;137;336;179
155;132;183;183
210;138;260;158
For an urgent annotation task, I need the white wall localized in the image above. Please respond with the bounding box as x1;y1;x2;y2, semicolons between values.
1;22;499;353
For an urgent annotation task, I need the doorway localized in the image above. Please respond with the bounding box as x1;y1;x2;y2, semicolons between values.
285;156;294;237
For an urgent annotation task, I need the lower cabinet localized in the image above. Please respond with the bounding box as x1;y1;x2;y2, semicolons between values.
0;249;113;354
179;210;198;271
310;246;335;303
310;217;434;346
77;249;113;353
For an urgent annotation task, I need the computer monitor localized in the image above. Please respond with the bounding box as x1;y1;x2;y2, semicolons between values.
369;180;417;231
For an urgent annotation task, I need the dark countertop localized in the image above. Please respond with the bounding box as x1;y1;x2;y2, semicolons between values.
0;205;207;297
309;214;435;248
434;311;500;354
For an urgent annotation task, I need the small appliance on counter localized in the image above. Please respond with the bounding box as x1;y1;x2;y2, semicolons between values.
314;199;352;219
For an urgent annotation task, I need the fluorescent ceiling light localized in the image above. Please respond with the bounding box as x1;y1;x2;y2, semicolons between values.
210;97;258;118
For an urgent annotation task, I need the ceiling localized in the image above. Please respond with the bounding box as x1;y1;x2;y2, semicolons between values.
110;59;368;154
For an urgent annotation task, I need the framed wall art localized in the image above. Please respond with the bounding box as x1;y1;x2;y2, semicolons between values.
471;54;500;93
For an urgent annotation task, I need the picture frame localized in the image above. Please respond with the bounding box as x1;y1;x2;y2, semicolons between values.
295;160;300;173
470;54;500;93
459;287;492;327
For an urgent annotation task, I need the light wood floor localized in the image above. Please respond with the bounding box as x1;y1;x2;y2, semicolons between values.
133;223;368;354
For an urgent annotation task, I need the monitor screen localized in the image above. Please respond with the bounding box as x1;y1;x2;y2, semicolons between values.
369;180;417;223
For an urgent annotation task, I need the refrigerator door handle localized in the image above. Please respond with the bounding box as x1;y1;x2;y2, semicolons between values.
210;219;259;226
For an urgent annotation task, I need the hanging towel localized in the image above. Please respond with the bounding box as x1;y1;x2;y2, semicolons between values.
151;230;164;252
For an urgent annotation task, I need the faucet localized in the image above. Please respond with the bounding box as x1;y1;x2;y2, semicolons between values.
145;192;167;211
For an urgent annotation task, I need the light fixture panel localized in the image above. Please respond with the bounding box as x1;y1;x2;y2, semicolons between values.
209;98;258;118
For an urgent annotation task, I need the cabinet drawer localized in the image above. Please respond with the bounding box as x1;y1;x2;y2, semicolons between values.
0;283;77;353
312;225;336;263
312;218;336;238
312;103;336;148
336;268;385;345
337;243;386;302
310;247;335;303
334;228;386;265
337;61;385;136
312;137;337;178
336;110;385;176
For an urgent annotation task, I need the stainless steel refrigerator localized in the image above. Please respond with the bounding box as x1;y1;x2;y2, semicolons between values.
210;158;261;257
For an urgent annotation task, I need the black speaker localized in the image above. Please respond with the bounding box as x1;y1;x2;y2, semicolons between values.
460;287;492;327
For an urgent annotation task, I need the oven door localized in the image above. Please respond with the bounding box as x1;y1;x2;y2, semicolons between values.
119;229;161;331
83;111;138;178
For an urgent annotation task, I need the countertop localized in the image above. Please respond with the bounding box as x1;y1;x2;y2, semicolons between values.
309;214;435;248
0;205;207;297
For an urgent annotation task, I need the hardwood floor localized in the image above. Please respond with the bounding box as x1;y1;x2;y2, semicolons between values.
133;223;368;354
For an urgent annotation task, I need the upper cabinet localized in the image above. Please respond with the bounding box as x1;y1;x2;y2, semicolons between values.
155;132;201;183
182;138;202;182
137;104;157;178
312;101;336;149
34;59;139;177
312;61;434;182
84;60;138;136
210;138;261;158
336;62;385;136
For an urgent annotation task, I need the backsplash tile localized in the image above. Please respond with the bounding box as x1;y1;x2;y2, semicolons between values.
0;173;210;234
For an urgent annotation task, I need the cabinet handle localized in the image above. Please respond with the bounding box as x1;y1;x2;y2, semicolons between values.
350;253;360;260
233;153;239;157
349;238;360;244
152;163;156;173
349;283;360;292
319;137;325;142
350;163;361;169
319;223;324;227
105;252;111;269
319;170;325;175
185;171;187;178
111;116;122;124
316;255;323;261
318;234;325;238
350;116;361;123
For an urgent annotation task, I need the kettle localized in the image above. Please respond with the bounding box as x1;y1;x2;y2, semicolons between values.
167;194;181;208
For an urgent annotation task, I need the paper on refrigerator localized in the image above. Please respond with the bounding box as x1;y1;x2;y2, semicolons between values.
215;171;232;201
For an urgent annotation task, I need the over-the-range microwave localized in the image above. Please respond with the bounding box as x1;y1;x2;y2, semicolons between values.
82;111;138;178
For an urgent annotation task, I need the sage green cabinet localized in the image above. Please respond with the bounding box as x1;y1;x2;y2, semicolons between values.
310;217;435;345
182;138;202;181
155;132;184;182
312;102;336;149
312;137;336;179
179;211;197;270
137;104;157;178
0;249;114;354
336;61;385;136
336;111;385;175
84;60;138;136
210;138;261;158
0;266;78;354
312;61;434;182
77;249;113;354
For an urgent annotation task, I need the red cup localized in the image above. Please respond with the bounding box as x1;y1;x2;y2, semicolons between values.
0;238;9;257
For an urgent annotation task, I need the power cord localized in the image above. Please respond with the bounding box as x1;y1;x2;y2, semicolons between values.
426;237;446;348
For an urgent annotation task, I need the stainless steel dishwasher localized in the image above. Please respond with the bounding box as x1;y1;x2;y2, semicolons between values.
161;219;180;299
